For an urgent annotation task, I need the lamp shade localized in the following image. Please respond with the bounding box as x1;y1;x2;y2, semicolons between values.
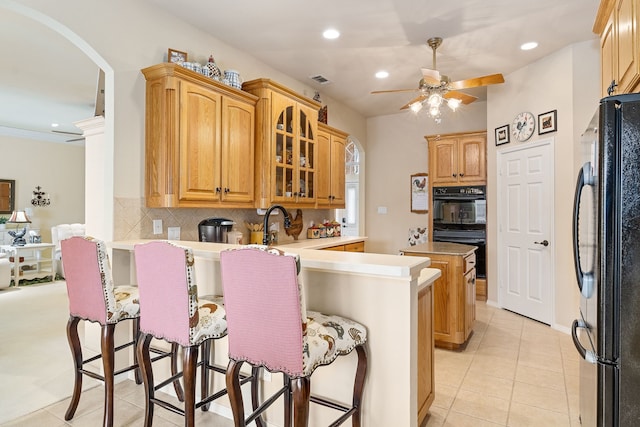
7;210;31;223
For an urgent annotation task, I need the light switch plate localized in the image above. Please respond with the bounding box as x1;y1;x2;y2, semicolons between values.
167;227;180;240
377;206;388;214
152;219;162;234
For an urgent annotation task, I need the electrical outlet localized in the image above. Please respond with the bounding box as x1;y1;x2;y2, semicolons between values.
167;226;180;240
152;219;162;235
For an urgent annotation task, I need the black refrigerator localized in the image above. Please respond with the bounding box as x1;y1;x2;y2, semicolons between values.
572;93;640;427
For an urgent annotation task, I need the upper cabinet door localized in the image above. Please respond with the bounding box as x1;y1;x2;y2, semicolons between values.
427;131;486;187
220;97;255;203
178;80;221;203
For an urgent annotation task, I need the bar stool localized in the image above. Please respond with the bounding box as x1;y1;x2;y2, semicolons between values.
219;246;368;427
60;236;182;427
134;241;256;427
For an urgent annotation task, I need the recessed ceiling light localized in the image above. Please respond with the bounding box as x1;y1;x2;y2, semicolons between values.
51;123;59;128
375;71;389;79
323;28;340;39
520;42;538;51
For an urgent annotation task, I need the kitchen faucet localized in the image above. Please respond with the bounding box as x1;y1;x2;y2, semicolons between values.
262;204;292;245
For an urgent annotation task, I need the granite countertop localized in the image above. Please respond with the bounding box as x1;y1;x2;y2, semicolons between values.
400;241;477;257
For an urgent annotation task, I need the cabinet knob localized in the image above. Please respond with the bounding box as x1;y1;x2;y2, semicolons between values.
452;173;457;178
224;188;230;194
459;173;464;177
215;187;222;193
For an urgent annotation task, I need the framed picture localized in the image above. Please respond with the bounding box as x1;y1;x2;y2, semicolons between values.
168;48;187;64
410;173;428;213
495;124;510;146
538;110;557;134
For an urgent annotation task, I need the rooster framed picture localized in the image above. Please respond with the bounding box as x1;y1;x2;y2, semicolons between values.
411;173;428;213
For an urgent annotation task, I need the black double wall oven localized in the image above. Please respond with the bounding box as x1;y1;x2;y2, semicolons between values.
432;185;486;278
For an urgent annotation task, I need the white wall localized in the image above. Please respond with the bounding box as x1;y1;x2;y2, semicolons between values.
365;103;488;254
10;0;367;241
486;40;600;330
0;135;84;242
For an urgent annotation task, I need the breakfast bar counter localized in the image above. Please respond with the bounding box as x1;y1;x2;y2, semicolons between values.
108;240;440;427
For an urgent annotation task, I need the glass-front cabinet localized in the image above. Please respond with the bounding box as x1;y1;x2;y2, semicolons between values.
243;78;320;209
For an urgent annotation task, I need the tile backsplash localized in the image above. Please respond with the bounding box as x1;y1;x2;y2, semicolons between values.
114;198;335;244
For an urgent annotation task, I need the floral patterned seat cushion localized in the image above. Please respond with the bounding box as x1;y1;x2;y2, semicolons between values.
192;296;227;343
301;310;367;377
110;285;140;321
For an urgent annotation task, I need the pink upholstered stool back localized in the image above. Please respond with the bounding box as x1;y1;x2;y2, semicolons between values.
220;247;305;376
61;236;114;324
134;241;199;347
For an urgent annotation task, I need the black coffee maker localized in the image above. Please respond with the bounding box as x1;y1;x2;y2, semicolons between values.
198;218;234;243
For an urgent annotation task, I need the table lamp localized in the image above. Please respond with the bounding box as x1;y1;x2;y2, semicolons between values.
7;210;31;246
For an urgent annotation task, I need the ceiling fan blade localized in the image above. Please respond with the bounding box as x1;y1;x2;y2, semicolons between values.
420;68;441;84
445;91;477;105
448;73;505;90
400;94;428;110
371;88;419;94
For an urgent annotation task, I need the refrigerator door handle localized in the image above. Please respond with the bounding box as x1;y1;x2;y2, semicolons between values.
571;319;597;364
573;162;595;298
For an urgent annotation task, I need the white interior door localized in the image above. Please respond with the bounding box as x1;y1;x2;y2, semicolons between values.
498;140;554;324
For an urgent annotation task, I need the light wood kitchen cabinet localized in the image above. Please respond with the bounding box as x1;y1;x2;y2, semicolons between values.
426;131;486;186
141;63;257;208
595;0;640;96
242;79;320;209
401;243;476;349
317;123;347;208
417;281;434;426
322;241;365;252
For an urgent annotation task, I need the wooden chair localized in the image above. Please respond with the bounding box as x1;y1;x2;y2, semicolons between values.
220;246;368;426
134;241;259;427
61;236;182;427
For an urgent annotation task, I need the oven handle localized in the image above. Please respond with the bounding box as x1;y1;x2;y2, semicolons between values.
432;195;486;201
433;238;485;245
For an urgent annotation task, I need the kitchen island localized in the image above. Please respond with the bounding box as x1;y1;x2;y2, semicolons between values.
401;241;477;349
109;240;440;427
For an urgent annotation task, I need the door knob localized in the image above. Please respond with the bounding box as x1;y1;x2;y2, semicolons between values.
534;239;549;247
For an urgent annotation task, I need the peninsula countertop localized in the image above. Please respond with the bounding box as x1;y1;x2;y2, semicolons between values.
400;241;477;257
108;239;440;427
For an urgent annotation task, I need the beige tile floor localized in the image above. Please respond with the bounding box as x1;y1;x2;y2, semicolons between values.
0;281;581;426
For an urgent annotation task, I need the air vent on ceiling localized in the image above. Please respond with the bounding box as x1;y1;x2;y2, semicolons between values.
309;74;331;85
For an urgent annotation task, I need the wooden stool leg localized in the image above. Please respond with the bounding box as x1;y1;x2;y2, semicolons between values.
64;316;82;421
251;366;265;427
284;376;292;427
226;360;246;427
137;333;155;427
201;340;211;411
170;343;184;402
132;319;142;384
352;345;368;427
183;345;199;427
101;323;116;427
291;377;310;427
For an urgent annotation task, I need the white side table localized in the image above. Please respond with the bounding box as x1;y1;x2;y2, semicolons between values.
0;243;55;285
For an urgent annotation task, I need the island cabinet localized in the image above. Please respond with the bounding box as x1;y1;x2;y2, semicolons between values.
242;79;321;209
322;241;365;252
417;278;434;425
594;0;640;97
141;63;258;208
426;131;486;186
316;123;347;208
401;242;476;349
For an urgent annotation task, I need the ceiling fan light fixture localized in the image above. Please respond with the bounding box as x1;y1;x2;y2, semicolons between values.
410;102;423;113
427;93;442;107
447;98;462;111
429;105;440;117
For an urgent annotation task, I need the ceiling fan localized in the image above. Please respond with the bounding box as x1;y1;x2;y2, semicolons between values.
371;37;505;120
